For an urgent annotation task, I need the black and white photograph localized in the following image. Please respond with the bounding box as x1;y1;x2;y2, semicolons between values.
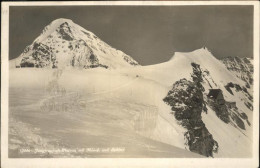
1;1;259;168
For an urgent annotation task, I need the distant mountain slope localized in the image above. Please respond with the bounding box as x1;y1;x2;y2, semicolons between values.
10;18;139;69
221;56;253;89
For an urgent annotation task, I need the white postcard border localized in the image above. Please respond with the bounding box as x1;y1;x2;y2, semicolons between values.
1;1;259;168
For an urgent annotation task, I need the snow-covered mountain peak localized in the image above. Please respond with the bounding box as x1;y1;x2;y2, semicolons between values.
170;47;212;61
11;18;139;69
51;18;73;24
148;47;244;90
35;18;75;43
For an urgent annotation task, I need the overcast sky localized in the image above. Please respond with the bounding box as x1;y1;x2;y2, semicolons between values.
9;5;253;65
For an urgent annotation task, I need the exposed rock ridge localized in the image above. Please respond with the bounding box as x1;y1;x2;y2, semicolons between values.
163;62;218;157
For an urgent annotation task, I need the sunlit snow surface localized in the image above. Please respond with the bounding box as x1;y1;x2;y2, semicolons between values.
9;48;252;158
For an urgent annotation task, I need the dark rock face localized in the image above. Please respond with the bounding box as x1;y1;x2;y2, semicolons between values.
184;124;218;157
225;82;244;96
191;63;204;90
242;87;253;102
230;112;245;130
207;83;250;128
57;22;74;41
163;63;218;157
240;112;248;120
207;96;230;124
225;83;234;95
224;82;253;111
88;53;99;65
163;79;202;124
244;101;253;111
20;61;34;67
221;57;253;88
84;64;108;69
122;54;139;66
225;100;250;129
20;42;56;68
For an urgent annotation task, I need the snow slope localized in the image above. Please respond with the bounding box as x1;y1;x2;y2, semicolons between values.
9;68;197;157
9;48;253;158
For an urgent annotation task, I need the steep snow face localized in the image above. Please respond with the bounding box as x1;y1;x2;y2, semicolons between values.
10;18;139;69
221;57;253;90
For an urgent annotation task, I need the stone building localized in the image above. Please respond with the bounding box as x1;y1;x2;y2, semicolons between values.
207;89;225;105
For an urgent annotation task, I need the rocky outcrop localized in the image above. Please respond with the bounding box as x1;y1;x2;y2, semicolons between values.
224;82;242;95
207;94;230;124
224;82;253;111
20;42;57;68
57;22;74;41
221;57;253;89
122;54;139;66
230;112;245;130
163;63;218;157
225;103;250;130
